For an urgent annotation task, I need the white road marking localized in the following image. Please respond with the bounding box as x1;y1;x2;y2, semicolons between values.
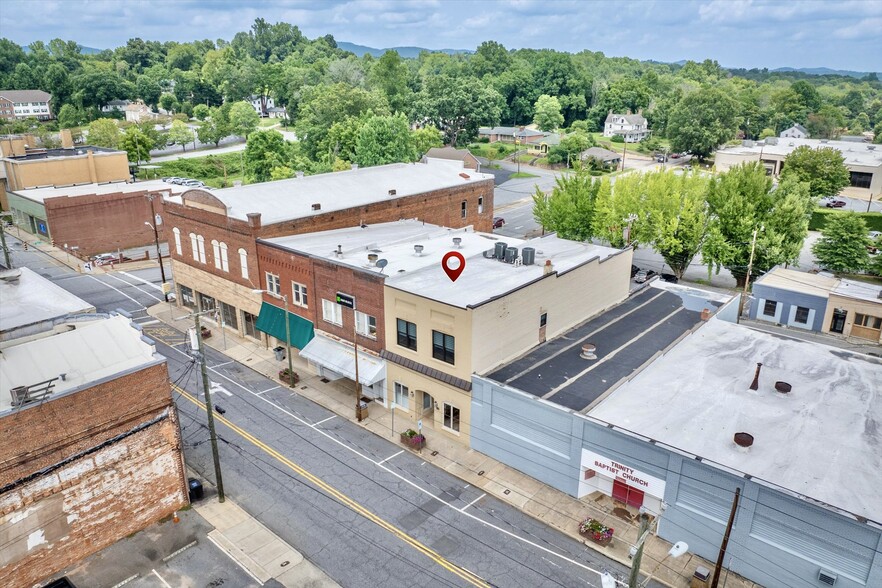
161;539;198;561
460;493;486;512
210;381;233;397
86;275;146;309
206;534;265;586
109;574;139;588
256;386;280;395
151;569;173;588
106;273;164;302
514;225;524;229
161;336;618;583
542;556;561;568
312;415;337;427
212;361;234;368
378;450;404;464
119;270;165;292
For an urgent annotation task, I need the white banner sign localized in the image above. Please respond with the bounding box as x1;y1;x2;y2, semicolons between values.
581;448;666;498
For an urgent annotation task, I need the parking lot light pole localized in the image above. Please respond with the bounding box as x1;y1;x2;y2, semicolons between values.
252;289;294;387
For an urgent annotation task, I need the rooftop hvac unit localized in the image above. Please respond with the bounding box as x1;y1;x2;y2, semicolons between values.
494;242;508;260
522;247;535;265
818;570;837;585
10;386;28;406
504;247;518;264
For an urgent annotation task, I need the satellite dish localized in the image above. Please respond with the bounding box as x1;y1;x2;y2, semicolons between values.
376;259;388;272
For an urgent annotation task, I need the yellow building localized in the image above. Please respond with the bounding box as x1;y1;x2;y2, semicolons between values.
822;279;882;343
382;232;632;444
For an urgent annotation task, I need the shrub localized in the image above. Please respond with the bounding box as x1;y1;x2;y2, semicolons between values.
610;134;625;143
477;137;489;143
809;209;882;232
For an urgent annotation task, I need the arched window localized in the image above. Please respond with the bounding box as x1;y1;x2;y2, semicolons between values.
173;228;182;255
219;242;229;272
211;239;221;269
189;232;198;261
196;235;206;263
238;248;248;279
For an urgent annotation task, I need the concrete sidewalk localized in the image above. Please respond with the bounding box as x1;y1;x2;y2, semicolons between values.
148;302;760;588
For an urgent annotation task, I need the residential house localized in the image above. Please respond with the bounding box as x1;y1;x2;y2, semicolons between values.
603;112;650;142
125;101;160;123
266;106;287;119
163;161;495;350
423;147;481;171
101;99;131;113
0;90;53;121
779;123;809;139
716;137;882;196
527;132;561;155
248;94;275;117
478;126;546;144
472;287;882;588
0;273;187;588
580;146;622;167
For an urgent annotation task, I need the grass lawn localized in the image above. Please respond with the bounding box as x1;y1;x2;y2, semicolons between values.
510;172;540;178
258;119;280;128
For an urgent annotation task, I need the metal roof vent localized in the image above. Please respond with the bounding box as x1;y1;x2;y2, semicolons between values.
367;253;378;265
388;189;397;196
775;381;792;394
818;570;837;585
414;244;424;256
311;203;321;211
733;432;754;449
580;343;597;360
452;237;462;248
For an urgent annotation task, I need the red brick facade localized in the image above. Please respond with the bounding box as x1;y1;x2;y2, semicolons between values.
43;190;167;257
0;360;188;587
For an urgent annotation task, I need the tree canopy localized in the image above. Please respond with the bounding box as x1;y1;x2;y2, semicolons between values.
811;213;871;273
780;145;851;198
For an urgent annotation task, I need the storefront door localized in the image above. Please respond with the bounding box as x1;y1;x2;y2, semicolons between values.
830;309;847;334
612;478;645;508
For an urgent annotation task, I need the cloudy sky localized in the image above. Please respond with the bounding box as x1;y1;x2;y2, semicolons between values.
3;0;880;71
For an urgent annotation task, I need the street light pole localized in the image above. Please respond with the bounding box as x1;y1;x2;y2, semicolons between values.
146;194;169;301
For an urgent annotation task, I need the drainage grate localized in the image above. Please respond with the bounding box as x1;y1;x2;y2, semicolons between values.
320;378;330;383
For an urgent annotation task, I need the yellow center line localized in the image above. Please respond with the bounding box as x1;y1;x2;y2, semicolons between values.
174;385;491;588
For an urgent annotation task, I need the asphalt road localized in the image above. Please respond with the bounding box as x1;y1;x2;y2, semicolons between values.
12;240;658;588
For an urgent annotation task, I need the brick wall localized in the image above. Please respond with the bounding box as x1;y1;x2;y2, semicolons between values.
44;190;166;256
0;361;172;486
0;415;188;588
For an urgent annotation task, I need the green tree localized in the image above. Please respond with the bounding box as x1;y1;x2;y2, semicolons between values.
851;112;870;133
667;87;738;160
196;104;231;147
781;145;850;198
410;126;443;157
296;83;388;159
367;50;411;113
533;168;601;241
354;112;416;167
229;100;260;138
119;126;154;163
244;130;292;182
874;120;882;144
547;131;593;166
158;93;177;113
167;119;195;151
135;76;162;108
471;40;511;78
57;103;83;129
533;94;564;131
193;103;210;121
86;118;120;148
73;70;132;109
811;213;871;273
702;163;813;286
413;75;502;146
321;116;364;163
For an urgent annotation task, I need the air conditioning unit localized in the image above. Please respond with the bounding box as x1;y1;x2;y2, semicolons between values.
818;570;837;585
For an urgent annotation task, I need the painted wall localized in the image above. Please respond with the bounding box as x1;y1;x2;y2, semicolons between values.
3;151;129;191
822;294;882;343
470;376;882;588
750;284;827;332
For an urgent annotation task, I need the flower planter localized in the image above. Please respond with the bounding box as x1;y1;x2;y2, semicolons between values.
200;328;212;339
278;370;299;386
579;529;613;546
578;518;614;547
400;430;426;450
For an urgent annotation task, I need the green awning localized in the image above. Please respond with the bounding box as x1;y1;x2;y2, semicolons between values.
254;302;315;350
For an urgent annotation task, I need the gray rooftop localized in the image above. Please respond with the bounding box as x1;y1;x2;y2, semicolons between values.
581;147;621;161
173;161;493;225
12;179;188;203
604;112;647;125
718;137;882;168
0;267;95;340
0;89;52;103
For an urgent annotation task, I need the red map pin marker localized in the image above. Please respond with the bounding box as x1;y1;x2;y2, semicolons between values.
442;251;466;282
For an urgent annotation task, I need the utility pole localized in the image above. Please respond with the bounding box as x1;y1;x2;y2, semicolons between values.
736;226;761;324
710;487;741;588
192;311;225;502
628;509;652;588
0;215;11;268
146;194;169;301
868;192;875;214
353;306;362;421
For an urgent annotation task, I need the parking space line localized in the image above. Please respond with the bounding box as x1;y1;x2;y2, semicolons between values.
151;569;173;588
460;493;486;512
256;385;280;396
378;449;404;464
161;539;198;562
110;574;139;588
86;275;146;309
312;415;337;427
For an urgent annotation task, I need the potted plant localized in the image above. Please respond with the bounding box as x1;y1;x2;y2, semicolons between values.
278;368;299;385
200;326;212;339
578;518;614;546
400;428;426;450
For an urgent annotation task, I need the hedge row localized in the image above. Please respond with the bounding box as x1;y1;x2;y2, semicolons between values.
809;208;882;232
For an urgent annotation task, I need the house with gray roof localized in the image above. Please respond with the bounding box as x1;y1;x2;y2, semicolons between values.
779;123;809;139
478;126;546;144
0;90;53;121
603;111;650;142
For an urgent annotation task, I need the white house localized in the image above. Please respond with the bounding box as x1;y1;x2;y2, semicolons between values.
603;112;650;142
101;100;131;113
248;95;275;117
779;123;809;139
0;90;53;121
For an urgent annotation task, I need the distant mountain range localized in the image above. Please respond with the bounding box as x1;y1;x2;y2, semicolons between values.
336;42;471;59
22;44;102;54
770;66;872;78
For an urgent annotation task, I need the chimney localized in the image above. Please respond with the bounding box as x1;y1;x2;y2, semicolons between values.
749;362;763;391
543;259;553;275
60;129;74;149
246;212;262;230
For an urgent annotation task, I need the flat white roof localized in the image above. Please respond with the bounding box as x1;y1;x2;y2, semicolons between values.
263;220;623;308
171;161;493;225
589;318;882;522
0;267;95;335
833;277;882;304
754;267;839;298
0;314;161;413
12;179;187;203
717;137;882;168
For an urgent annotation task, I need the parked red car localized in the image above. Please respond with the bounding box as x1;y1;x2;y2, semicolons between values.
825;200;847;208
493;217;506;229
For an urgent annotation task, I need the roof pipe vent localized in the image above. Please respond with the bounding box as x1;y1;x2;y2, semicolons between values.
749;362;763;391
580;343;597;360
414;244;424;256
452;237;462;249
367;253;378;265
774;381;792;394
733;432;754;450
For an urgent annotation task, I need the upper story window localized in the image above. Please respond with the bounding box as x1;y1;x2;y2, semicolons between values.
322;298;343;326
219;242;229;272
461;201;467;219
266;272;280;295
239;248;248;279
432;330;455;364
211;240;221;269
356;311;377;339
172;228;182;255
397;319;417;351
196;235;206;264
292;282;308;307
478;196;484;214
189;233;198;261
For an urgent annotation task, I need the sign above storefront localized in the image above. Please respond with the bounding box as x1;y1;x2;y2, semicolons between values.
580;448;666;498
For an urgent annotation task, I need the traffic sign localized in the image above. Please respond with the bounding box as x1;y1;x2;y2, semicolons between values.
335;292;355;309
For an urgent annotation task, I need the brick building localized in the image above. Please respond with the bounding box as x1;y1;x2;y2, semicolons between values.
6;180;187;256
0;313;187;588
164;161;494;348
